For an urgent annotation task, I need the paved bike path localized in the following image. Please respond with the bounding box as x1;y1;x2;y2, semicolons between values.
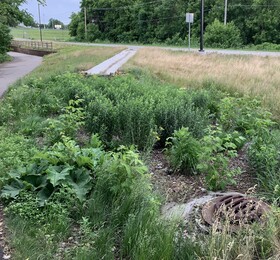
0;52;42;97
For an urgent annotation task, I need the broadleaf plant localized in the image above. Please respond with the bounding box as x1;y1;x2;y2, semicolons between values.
1;136;103;205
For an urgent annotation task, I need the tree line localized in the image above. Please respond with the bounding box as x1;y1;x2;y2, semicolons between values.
69;0;280;47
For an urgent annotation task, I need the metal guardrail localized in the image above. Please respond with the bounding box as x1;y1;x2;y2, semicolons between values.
11;40;53;51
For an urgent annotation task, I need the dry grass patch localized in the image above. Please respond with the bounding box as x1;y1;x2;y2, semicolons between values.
128;48;280;117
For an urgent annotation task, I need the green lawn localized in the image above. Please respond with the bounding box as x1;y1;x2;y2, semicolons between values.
10;27;71;41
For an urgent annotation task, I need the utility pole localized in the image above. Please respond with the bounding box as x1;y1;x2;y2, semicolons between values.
38;3;43;42
199;0;204;52
84;7;87;40
224;0;228;25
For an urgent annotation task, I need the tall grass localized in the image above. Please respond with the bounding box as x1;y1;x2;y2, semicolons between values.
0;72;211;150
127;48;280;119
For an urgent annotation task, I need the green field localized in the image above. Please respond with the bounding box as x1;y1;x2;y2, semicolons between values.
10;27;71;41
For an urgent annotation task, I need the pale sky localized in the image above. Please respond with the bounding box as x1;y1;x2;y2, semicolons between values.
20;0;81;25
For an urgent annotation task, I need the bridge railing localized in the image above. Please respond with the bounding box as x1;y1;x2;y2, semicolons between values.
11;40;53;51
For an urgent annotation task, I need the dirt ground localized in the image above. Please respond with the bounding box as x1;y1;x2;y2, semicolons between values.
149;145;258;204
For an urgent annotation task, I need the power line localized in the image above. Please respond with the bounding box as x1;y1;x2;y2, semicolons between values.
90;3;280;12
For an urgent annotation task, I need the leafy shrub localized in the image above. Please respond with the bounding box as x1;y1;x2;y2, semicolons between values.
1;137;104;204
0;128;37;180
218;96;275;136
252;42;280;51
1;135;150;208
204;19;242;48
5;191;69;224
45;98;85;144
197;127;241;191
0;82;60;123
248;137;279;175
0;53;11;63
166;127;201;174
0;100;16;126
191;88;222;116
0;23;12;55
94;145;149;202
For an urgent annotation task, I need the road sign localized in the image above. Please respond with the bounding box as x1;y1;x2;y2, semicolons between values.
186;13;194;51
186;13;194;23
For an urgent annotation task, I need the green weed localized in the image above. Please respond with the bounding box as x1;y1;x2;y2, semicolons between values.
166;127;201;175
197;127;242;191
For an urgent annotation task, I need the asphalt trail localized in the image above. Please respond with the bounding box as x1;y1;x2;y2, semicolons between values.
0;52;42;97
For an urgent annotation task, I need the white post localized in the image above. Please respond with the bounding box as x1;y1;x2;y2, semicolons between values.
188;22;191;50
186;13;194;51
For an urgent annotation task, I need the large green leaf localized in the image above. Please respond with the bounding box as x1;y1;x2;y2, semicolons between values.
1;180;24;199
37;183;55;206
23;174;47;189
46;165;73;187
67;169;93;201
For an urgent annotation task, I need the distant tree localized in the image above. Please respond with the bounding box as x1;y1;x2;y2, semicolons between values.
48;18;65;29
23;14;37;27
68;13;81;37
0;0;45;27
69;0;280;45
0;0;44;60
0;0;28;60
248;0;280;44
0;0;28;26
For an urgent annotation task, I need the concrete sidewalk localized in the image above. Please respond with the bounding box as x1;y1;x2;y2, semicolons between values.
0;52;42;97
86;48;138;76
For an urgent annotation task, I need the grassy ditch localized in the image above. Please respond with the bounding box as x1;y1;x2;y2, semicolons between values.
1;48;280;259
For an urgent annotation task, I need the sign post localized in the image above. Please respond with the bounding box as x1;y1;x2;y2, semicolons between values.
186;13;194;51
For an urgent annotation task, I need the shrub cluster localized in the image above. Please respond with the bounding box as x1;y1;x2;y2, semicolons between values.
0;73;210;151
204;19;242;49
166;94;278;192
0;23;12;55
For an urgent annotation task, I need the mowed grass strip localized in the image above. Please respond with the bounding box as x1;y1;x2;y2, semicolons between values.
10;27;70;41
22;45;124;80
127;48;280;118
